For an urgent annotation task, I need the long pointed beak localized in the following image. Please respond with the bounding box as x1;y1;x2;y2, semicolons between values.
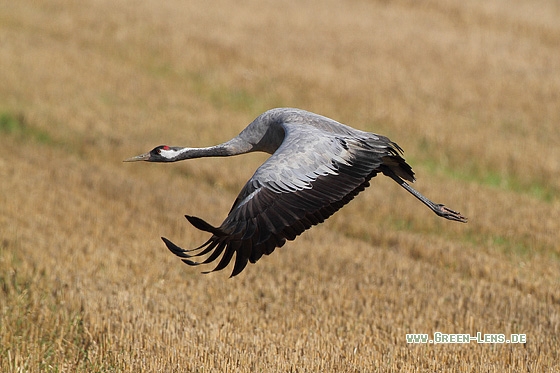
123;152;151;162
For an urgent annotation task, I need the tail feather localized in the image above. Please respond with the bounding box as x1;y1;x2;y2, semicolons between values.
381;155;415;182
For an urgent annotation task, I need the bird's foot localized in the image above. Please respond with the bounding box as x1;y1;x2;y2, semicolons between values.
434;204;468;223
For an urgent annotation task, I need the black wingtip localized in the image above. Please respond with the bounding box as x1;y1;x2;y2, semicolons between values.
185;215;225;236
181;259;202;266
163;237;206;268
162;237;186;257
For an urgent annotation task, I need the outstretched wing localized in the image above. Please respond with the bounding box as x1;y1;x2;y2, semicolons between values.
163;123;413;277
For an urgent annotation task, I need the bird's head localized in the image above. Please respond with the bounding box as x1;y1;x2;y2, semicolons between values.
124;145;183;162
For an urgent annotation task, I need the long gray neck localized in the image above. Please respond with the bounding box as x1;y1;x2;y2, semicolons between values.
169;109;289;162
171;136;253;161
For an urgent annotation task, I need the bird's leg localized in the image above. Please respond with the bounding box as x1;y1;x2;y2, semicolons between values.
382;168;468;223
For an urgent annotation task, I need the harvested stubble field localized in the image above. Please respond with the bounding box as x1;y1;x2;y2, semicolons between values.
1;0;559;371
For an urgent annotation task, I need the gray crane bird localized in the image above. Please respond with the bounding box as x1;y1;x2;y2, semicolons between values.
125;108;467;277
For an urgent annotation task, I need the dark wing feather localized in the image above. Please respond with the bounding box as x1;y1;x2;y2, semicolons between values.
163;123;413;276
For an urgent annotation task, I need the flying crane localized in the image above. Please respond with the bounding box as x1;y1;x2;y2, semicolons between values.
125;108;467;276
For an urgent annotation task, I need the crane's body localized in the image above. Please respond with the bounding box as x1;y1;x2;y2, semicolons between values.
125;108;467;276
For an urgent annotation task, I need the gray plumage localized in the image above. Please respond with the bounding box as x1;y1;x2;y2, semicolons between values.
125;108;467;276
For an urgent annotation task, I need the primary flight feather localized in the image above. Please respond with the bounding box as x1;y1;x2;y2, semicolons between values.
125;108;467;276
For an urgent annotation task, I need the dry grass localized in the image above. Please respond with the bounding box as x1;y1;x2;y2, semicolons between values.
1;0;559;371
